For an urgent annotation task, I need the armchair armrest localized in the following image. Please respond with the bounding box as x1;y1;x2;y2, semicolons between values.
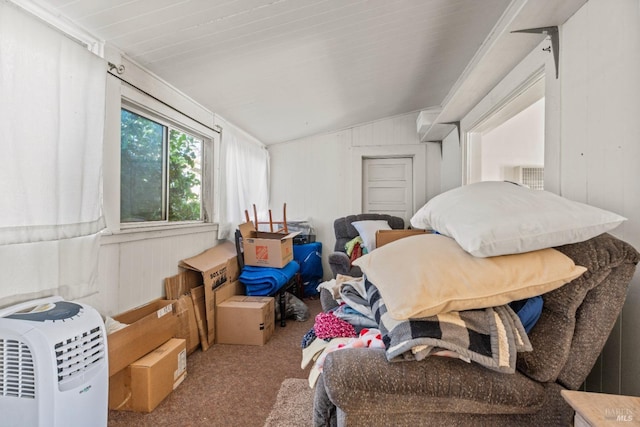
322;348;544;414
328;251;362;278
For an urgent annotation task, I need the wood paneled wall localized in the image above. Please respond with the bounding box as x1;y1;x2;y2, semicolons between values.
559;0;640;396
269;112;441;280
80;229;220;316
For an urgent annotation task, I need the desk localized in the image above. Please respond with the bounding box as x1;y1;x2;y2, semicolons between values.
561;390;640;426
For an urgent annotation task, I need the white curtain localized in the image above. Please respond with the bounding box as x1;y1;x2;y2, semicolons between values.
0;2;106;306
217;120;270;240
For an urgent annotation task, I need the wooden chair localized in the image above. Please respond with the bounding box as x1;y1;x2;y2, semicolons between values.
244;203;288;233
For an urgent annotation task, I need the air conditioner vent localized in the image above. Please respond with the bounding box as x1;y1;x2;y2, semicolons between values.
514;166;544;190
55;326;106;391
0;339;36;399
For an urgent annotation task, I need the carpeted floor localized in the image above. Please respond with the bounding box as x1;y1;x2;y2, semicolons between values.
264;378;314;427
108;296;322;427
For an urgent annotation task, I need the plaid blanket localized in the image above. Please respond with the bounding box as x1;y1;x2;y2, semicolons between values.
366;279;532;373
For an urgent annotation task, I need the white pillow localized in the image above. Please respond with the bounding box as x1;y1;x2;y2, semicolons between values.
410;181;626;257
353;233;586;320
351;220;391;253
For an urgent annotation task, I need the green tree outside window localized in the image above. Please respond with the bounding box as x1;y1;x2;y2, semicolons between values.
121;108;202;223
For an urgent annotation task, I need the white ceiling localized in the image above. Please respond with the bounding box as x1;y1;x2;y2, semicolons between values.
33;0;584;144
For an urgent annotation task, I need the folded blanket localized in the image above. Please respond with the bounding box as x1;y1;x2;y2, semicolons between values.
239;260;300;296
340;282;372;318
366;278;532;373
329;303;377;331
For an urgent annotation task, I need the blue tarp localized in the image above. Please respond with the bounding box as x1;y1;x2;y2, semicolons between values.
293;242;323;296
239;260;300;296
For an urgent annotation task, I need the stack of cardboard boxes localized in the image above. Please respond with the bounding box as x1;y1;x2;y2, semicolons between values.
236;222;301;326
107;240;280;413
107;299;185;412
172;241;276;347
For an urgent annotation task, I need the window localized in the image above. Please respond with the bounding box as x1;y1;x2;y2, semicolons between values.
120;107;203;224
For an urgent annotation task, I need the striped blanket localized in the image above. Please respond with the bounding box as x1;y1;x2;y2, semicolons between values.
366;279;532;373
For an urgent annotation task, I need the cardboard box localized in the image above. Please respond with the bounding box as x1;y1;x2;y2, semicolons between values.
107;299;177;376
190;285;210;351
215;279;243;306
179;242;239;290
108;368;131;411
177;279;243;351
216;296;274;345
179;242;240;346
172;294;199;355
165;269;203;354
109;338;187;412
239;222;299;268
375;229;430;248
213;280;243;344
165;268;202;300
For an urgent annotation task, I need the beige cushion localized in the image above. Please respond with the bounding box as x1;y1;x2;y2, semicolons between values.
352;234;586;320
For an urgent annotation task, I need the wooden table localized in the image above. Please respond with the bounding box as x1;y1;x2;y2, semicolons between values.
561;390;640;426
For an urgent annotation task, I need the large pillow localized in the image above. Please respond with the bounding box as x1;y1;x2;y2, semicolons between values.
352;233;586;320
351;220;391;253
410;181;626;257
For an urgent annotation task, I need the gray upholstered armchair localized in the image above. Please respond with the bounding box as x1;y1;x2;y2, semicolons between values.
328;214;404;278
314;233;640;426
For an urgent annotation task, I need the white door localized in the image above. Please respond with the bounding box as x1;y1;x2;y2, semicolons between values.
362;157;413;223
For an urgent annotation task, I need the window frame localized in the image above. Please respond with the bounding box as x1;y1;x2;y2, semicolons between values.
120;102;205;226
102;80;218;238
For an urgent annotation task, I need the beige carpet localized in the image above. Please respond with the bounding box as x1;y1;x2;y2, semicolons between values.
264;378;314;427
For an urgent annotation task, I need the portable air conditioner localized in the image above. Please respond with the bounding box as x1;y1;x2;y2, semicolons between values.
0;296;108;427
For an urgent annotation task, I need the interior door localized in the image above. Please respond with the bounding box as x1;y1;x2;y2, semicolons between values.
362;157;413;223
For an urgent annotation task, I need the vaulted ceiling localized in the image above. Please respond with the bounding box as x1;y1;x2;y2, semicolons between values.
33;0;585;144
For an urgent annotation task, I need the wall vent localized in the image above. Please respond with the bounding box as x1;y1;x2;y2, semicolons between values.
514;166;544;190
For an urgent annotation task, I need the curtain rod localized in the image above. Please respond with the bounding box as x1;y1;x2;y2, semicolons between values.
107;66;221;135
